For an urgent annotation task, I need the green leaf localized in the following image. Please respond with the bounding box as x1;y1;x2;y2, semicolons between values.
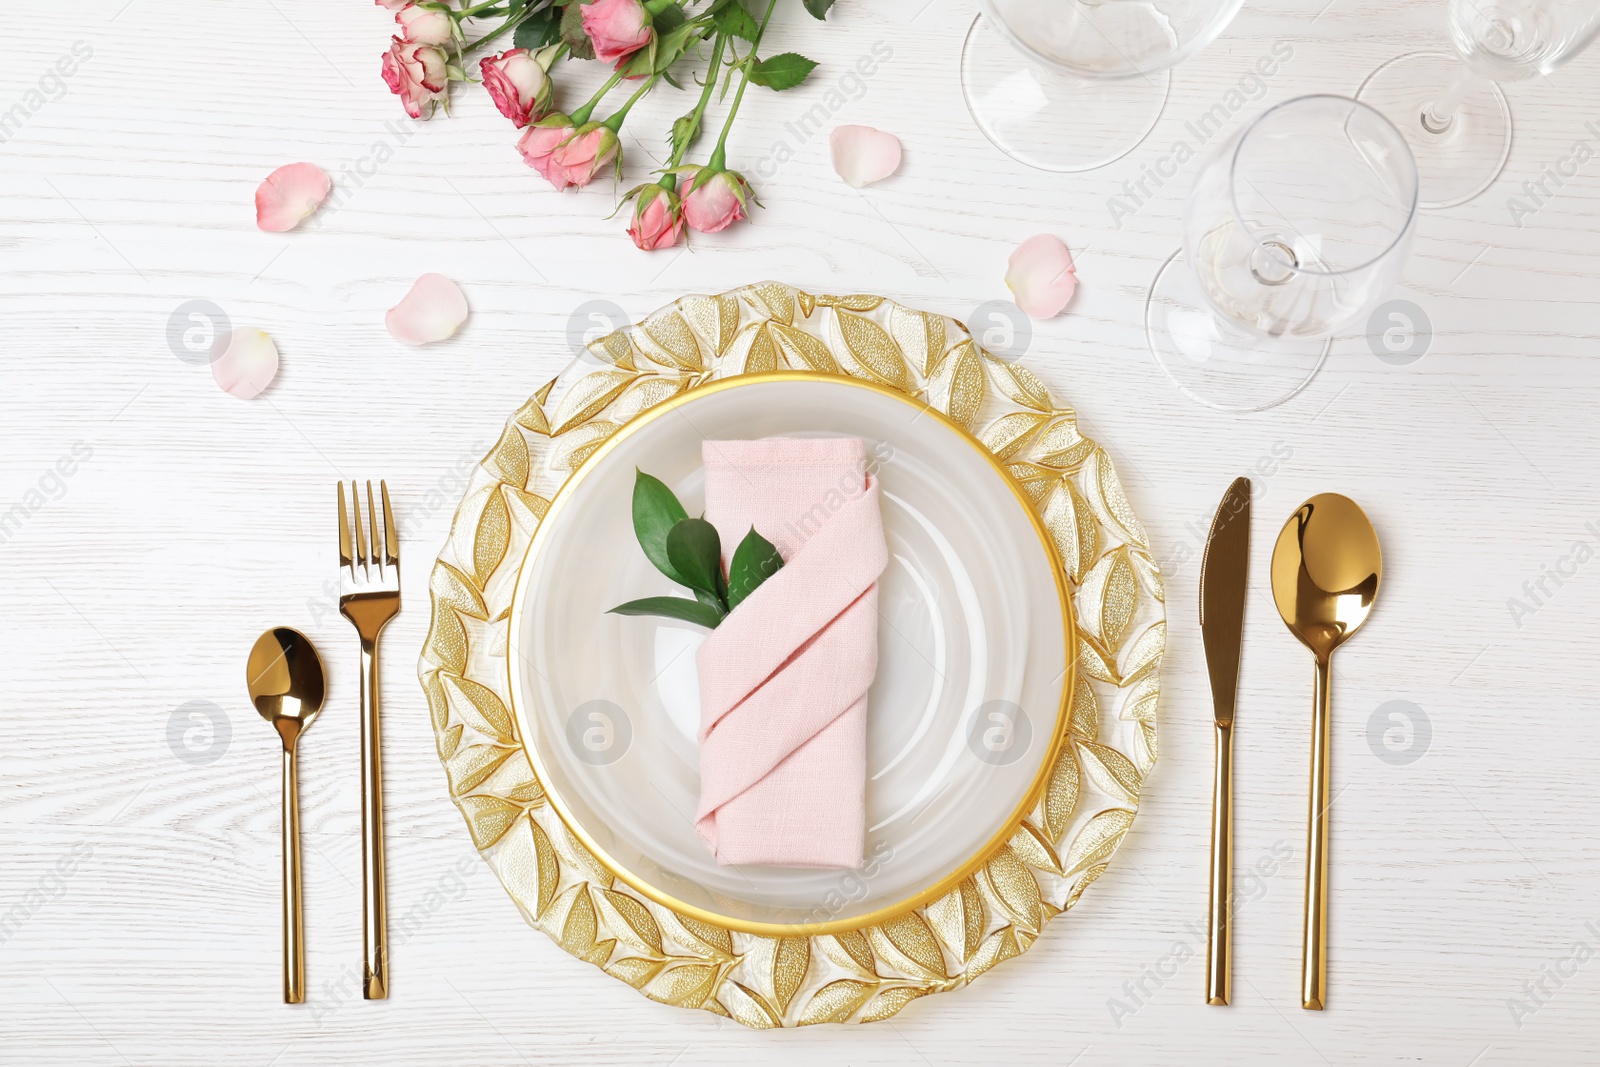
559;1;595;60
727;527;784;610
632;471;688;584
513;7;562;49
747;52;819;91
802;0;836;18
618;18;701;77
652;3;687;34
714;2;760;41
665;518;724;602
607;597;725;628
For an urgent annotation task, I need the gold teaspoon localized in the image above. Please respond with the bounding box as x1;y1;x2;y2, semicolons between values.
247;627;327;1004
1271;494;1382;1011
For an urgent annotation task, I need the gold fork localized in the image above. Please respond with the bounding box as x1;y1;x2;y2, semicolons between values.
338;481;400;1000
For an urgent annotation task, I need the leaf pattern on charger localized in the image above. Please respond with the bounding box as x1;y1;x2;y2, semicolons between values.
889;305;946;377
1043;478;1097;585
418;283;1162;1026
637;308;704;371
549;370;637;435
832;310;908;390
1077;546;1138;652
984;354;1052;413
928;339;984;429
485;421;530;488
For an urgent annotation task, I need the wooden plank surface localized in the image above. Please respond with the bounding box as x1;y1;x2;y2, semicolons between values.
2;0;1598;1063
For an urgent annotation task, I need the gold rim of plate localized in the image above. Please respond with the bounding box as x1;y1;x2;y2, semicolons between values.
418;282;1165;1028
505;370;1077;937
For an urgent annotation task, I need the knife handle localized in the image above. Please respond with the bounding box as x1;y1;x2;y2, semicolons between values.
1206;720;1233;1005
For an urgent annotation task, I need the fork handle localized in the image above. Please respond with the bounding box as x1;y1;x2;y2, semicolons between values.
360;636;389;1000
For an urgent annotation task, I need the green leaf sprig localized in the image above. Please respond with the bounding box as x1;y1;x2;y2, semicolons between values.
608;470;784;628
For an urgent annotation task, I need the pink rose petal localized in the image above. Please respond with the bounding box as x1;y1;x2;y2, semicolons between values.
211;328;279;399
1005;234;1079;319
255;163;332;232
830;125;902;188
386;273;469;345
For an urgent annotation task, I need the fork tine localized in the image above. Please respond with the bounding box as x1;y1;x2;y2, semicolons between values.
365;479;382;578
338;482;353;572
351;481;369;576
381;481;399;568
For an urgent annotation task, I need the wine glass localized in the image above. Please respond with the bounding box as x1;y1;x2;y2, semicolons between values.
961;0;1243;173
1356;0;1600;208
1146;95;1420;413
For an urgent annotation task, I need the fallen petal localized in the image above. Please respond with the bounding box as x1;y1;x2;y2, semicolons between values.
830;125;902;188
386;273;469;345
1005;234;1078;319
211;328;280;399
255;163;333;232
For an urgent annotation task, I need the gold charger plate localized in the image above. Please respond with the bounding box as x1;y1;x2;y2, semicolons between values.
418;282;1165;1026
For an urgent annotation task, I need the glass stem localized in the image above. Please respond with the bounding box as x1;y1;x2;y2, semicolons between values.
1421;65;1480;134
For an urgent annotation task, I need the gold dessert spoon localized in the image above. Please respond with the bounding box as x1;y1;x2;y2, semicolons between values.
247;627;327;1004
1271;494;1382;1011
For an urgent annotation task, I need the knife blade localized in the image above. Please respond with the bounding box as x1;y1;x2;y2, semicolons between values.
1200;475;1250;1006
1200;476;1251;728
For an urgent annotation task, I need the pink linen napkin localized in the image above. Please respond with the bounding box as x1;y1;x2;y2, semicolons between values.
694;437;888;869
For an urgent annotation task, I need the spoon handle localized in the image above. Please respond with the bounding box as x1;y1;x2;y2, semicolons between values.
1302;656;1332;1010
282;744;305;1004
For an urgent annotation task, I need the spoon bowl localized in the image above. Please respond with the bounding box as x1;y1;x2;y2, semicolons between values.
1271;494;1382;661
248;627;326;750
1271;493;1381;1013
246;626;325;1005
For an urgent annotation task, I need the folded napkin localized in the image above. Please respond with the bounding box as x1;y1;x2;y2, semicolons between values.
694;437;888;868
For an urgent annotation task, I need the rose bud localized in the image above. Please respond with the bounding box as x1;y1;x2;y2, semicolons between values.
682;168;753;234
517;115;578;189
626;184;685;250
581;0;654;66
550;122;621;188
394;3;453;46
481;49;552;128
381;37;449;119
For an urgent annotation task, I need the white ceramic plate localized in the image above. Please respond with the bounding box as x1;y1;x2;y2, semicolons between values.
507;375;1070;932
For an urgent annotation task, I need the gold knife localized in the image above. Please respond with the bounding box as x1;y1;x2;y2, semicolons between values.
1199;476;1250;1005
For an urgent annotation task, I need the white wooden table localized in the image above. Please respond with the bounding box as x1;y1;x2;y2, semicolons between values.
4;0;1598;1063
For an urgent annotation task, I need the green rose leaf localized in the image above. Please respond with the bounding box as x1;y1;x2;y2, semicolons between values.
666;518;725;601
632;470;689;583
559;1;596;61
802;0;836;20
513;7;562;50
748;52;819;91
714;2;760;41
727;527;784;611
607;596;725;628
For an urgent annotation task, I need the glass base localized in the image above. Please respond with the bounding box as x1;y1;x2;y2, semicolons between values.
1355;51;1511;209
1146;250;1329;413
960;14;1170;173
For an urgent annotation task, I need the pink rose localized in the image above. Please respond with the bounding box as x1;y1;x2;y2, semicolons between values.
517;116;578;189
551;123;620;187
374;0;409;9
682;170;750;234
395;3;454;46
581;0;654;66
481;49;552;127
381;37;448;119
627;186;685;250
